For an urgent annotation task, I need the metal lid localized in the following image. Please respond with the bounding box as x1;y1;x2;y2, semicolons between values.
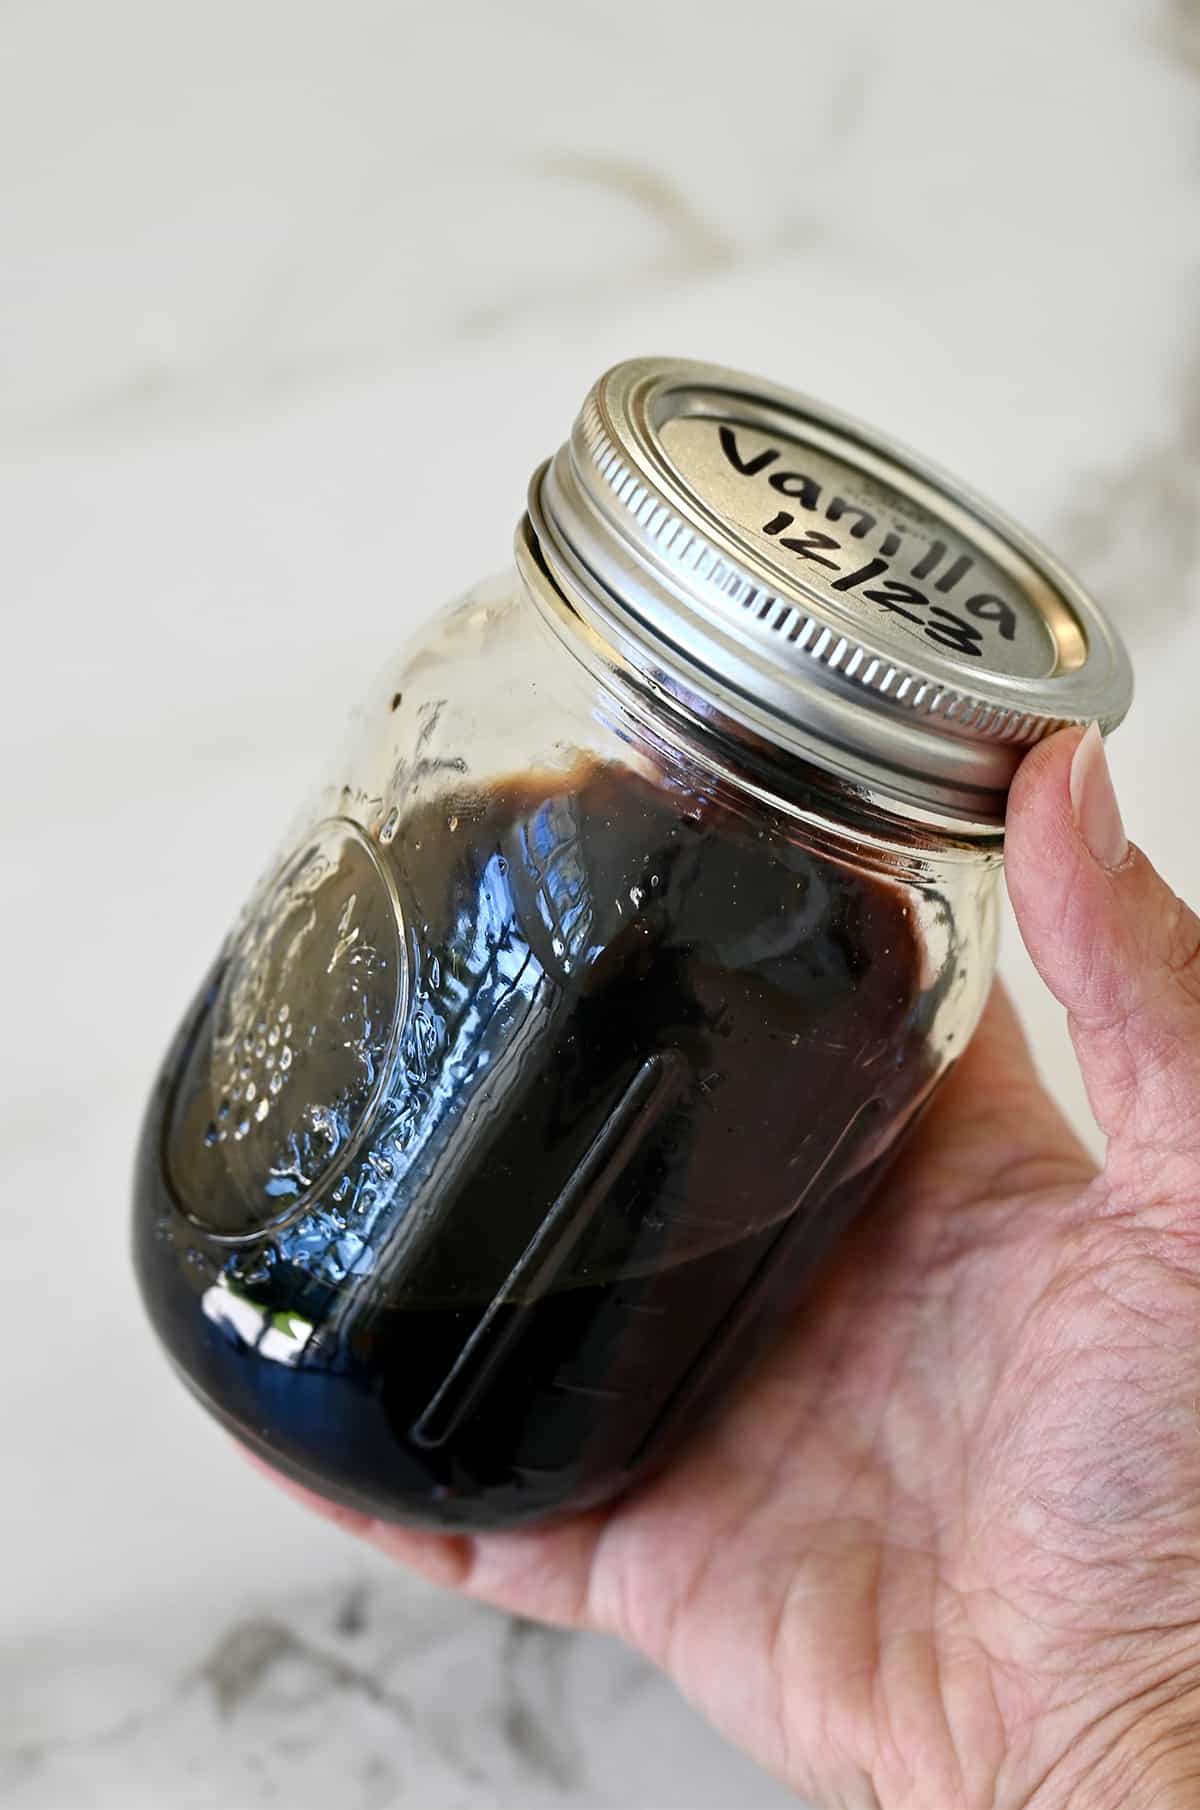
526;356;1132;825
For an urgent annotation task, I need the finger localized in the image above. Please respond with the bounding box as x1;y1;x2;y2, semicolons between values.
1006;723;1200;1192
240;1440;604;1626
239;1445;474;1589
388;1514;606;1630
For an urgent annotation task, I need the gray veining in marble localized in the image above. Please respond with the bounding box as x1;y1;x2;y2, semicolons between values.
1060;335;1200;629
1058;10;1200;627
1;1578;793;1809
1156;0;1200;74
2;1;1199;1806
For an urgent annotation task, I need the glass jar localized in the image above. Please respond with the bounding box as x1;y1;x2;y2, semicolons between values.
133;358;1131;1530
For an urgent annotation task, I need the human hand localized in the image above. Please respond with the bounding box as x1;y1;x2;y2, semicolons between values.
259;726;1200;1810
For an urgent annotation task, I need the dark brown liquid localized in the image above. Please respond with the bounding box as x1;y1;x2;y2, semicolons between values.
133;758;942;1528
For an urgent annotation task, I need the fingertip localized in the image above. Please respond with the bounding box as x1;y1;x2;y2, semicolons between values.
366;1523;474;1589
237;1442;375;1537
237;1439;474;1588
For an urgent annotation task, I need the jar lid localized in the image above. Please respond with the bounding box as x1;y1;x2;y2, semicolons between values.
527;356;1132;825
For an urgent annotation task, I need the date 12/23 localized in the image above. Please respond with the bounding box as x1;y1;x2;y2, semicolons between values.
759;510;1019;660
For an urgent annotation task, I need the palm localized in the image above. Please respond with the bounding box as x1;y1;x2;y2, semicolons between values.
276;988;1179;1808
273;738;1200;1809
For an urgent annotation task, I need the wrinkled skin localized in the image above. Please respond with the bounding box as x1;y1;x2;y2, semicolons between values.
258;730;1200;1809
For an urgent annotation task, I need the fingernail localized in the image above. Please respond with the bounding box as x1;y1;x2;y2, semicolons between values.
1069;723;1128;870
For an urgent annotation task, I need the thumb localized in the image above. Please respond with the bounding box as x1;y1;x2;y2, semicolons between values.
1006;724;1200;1193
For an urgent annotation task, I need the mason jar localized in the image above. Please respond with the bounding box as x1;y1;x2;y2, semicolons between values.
133;358;1131;1530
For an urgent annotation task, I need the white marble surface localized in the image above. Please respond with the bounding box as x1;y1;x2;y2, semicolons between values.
2;1;1198;1805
